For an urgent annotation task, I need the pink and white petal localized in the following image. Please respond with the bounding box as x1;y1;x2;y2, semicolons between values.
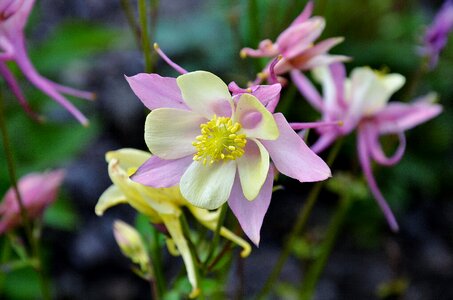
261;113;331;182
357;128;399;231
131;155;193;188
126;73;188;110
180;161;236;210
237;139;270;201
228;167;274;246
290;70;324;112
374;99;442;134
235;94;279;140
145;108;205;159
312;65;339;120
176;71;233;119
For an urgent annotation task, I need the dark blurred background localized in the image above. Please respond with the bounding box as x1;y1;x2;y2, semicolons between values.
0;0;452;299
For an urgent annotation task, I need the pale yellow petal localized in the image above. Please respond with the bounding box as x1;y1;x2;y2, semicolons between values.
160;214;200;298
95;185;127;216
177;71;233;119
180;160;236;210
234;94;279;140
237;139;269;201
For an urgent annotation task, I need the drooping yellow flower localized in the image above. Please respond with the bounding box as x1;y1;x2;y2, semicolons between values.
95;148;251;298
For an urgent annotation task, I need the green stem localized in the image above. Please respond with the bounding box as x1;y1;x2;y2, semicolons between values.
255;139;343;300
402;58;428;101
299;195;352;300
138;0;152;73
0;88;51;300
119;0;142;48
148;225;165;298
203;203;228;269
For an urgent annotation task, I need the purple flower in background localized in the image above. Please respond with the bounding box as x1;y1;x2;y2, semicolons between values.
294;63;442;231
0;169;65;234
240;1;348;81
420;0;453;69
0;0;94;125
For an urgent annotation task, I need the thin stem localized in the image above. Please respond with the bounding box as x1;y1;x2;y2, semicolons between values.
402;59;428;101
255;139;343;300
0;89;51;300
299;195;352;300
207;241;232;272
149;278;159;300
138;0;152;73
119;0;141;48
203;203;228;268
0;90;32;246
148;226;165;298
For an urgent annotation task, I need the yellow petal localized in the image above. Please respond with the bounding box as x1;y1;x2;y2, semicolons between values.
237;139;269;201
95;185;127;216
234;94;279;140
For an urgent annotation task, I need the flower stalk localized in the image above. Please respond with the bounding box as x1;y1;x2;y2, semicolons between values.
255;139;342;300
203;203;228;268
0;88;51;300
299;193;352;300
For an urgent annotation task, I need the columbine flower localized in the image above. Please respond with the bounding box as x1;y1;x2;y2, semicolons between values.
420;0;453;69
0;169;65;234
127;70;331;245
240;1;348;81
294;63;442;230
95;148;251;298
0;0;95;125
113;220;152;279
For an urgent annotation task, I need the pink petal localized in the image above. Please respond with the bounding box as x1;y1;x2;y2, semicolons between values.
251;84;282;113
131;155;193;188
229;82;282;113
125;73;189;110
261;113;331;182
0;61;42;121
309;131;339;154
373;99;442;134
290;70;323;111
277;17;325;59
228;167;274;246
13;41;89;125
240;39;279;58
357;128;399;231
154;44;188;75
0;169;65;234
363;124;406;166
329;62;347;109
290;1;314;26
45;79;95;100
296;53;350;71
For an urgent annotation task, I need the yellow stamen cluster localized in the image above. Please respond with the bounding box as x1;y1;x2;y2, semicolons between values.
193;116;247;165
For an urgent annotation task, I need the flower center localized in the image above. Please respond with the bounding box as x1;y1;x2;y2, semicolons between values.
192;116;247;165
